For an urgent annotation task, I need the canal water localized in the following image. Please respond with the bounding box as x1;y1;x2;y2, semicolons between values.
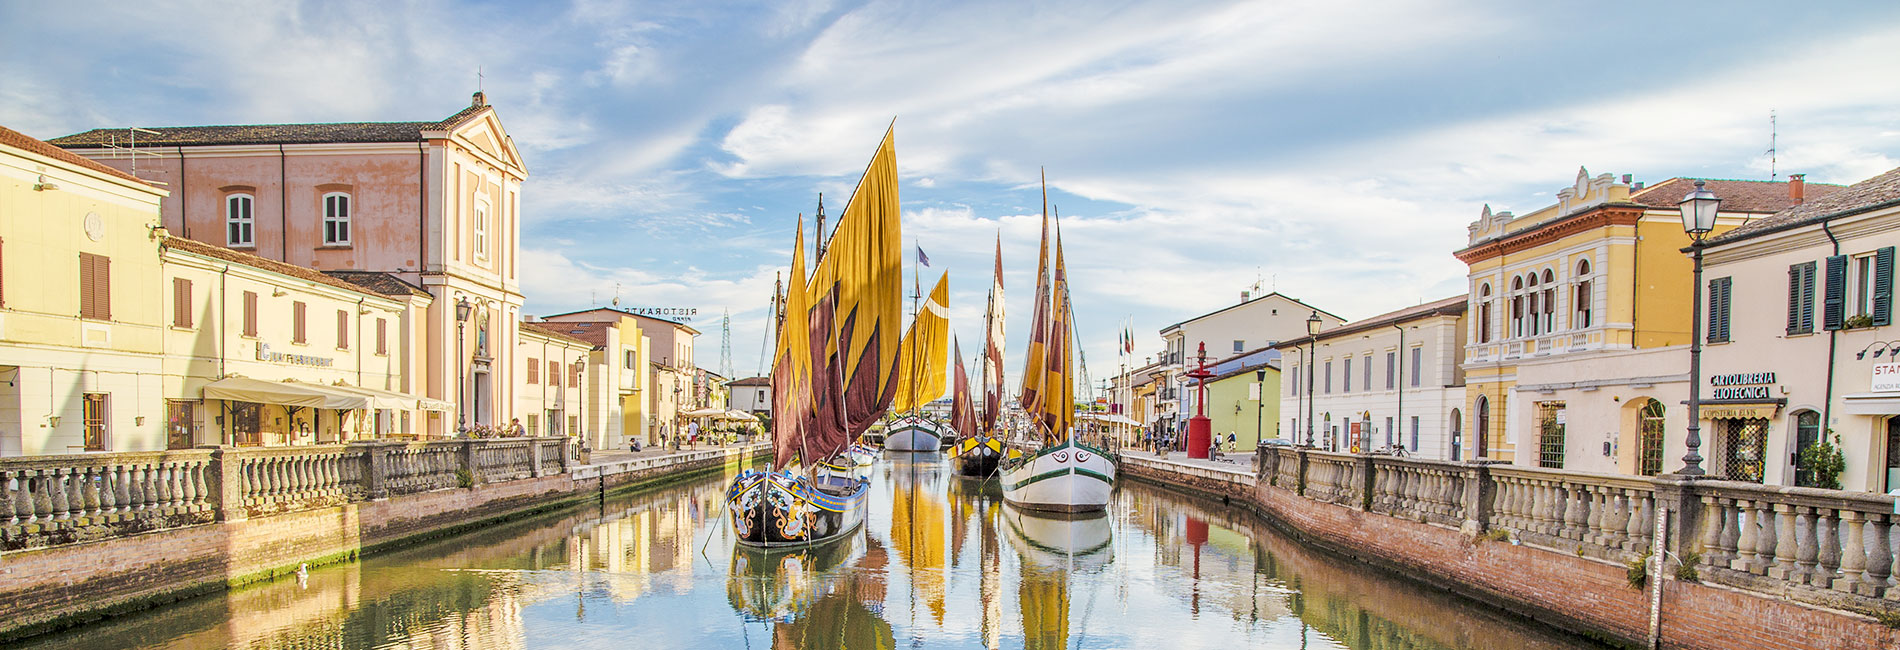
19;453;1598;649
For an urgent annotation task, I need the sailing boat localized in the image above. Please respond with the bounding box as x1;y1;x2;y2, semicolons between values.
950;236;1013;477
999;184;1119;512
727;127;904;547
884;271;952;451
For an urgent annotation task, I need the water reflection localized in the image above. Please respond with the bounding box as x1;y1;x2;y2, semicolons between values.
17;455;1599;650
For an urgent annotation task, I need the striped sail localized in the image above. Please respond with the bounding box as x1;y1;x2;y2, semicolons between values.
890;271;950;414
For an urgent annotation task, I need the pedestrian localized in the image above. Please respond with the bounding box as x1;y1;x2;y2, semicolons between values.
688;420;700;448
1227;432;1236;452
507;418;525;438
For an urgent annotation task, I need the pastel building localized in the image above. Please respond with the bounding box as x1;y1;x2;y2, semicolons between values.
1155;292;1343;437
1455;168;1837;474
516;321;594;440
539;308;700;449
1274;296;1467;459
1697;167;1900;491
54;93;536;438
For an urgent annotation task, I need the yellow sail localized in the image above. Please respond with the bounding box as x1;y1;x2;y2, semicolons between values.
770;219;814;466
1020;193;1052;429
809;126;904;408
1041;228;1074;442
891;271;951;414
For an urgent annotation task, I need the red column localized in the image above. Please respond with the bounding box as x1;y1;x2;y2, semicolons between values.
1187;342;1213;459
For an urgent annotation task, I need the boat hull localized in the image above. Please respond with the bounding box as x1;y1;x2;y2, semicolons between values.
999;441;1117;513
949;436;1008;478
884;419;945;452
726;469;869;548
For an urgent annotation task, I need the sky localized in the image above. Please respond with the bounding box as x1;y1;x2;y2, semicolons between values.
6;0;1900;393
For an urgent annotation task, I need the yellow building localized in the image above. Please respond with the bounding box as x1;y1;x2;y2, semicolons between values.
516;321;595;439
1456;168;1836;473
542;308;697;448
0;125;170;454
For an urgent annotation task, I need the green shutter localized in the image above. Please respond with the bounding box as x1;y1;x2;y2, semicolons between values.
1788;265;1803;335
1874;246;1894;326
1824;255;1847;330
1708;277;1732;343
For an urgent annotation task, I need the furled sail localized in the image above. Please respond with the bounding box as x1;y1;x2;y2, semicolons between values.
1041;225;1074;443
981;234;1006;435
949;338;977;440
1019;177;1053;433
804;127;906;456
891;271;950;414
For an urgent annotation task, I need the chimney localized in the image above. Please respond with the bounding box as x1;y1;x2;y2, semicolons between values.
1621;173;1632;185
1632;181;1644;191
1241;290;1251;303
471;91;486;108
1790;174;1806;203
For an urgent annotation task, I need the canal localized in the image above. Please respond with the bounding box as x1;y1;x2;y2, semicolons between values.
18;453;1599;649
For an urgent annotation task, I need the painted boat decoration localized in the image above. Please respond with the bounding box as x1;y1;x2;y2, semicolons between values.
999;439;1117;513
727;467;869;547
950;435;1014;478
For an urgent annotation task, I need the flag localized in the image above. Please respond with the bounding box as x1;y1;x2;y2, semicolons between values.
917;246;931;267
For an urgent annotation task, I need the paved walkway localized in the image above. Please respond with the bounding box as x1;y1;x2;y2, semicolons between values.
1118;448;1256;474
587;442;757;465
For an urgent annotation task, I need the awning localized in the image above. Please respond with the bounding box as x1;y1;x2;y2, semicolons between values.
324;384;453;412
719;409;760;422
202;377;371;410
1842;392;1900;415
682;407;727;417
1079;412;1140;426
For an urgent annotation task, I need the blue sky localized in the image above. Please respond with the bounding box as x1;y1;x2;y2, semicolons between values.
6;1;1900;390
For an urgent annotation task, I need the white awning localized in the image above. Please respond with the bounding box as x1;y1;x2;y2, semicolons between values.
683;407;727;417
202;377;371;410
323;384;453;412
1842;393;1900;415
719;409;760;422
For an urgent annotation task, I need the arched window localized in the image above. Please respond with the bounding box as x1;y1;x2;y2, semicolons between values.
1510;277;1525;338
1574;259;1594;330
1540;269;1557;332
226;194;255;247
1638;399;1666;476
1792;410;1823;487
1474;396;1489;458
322;192;351;245
1478;284;1493;343
1450;408;1463;461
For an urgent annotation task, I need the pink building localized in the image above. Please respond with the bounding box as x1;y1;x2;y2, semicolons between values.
53;93;533;438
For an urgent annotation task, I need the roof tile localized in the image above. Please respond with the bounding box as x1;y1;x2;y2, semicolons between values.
1708;167;1900;245
48;104;489;148
0;123;152;186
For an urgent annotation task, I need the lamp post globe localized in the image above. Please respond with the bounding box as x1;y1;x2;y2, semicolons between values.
1676;180;1721;477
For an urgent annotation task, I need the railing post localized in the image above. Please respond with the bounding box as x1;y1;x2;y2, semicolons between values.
207;446;246;522
530;438;546;478
561;437;575;472
1460;461;1494;536
364;442;389;500
461;439;479;487
1353;454;1374;511
1651;474;1703;559
1295;447;1309;497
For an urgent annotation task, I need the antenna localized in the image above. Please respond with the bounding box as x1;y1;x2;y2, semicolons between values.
478;65;484;92
1767;110;1778;180
720;309;734;379
611;282;621;307
102;127;169;186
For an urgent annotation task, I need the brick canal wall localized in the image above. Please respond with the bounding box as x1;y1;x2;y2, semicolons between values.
0;444;763;642
1121;454;1900;650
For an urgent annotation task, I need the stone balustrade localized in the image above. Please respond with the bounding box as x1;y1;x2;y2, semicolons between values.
1254;444;1900;618
1;437;575;551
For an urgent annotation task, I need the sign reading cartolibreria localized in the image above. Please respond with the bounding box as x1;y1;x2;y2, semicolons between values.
1709;371;1775;400
1874;363;1900;393
256;343;335;367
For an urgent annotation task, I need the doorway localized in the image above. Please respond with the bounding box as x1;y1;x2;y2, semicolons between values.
1638;399;1666;476
1886;417;1900;492
1792;410;1822;488
167;401;195;450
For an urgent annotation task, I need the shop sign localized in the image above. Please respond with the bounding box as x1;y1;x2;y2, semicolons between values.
256;343;335;368
1873;363;1900;393
1709;371;1775;400
629;306;698;321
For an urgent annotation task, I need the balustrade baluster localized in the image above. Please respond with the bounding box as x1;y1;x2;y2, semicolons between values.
159;463;178;508
1751;500;1776;575
1732;499;1759;571
1837;510;1868;593
133;463;151;508
1868;515;1896;598
1815;509;1842;587
32;470;53;520
113;464;131;512
3;471;18;525
97;464;118;513
1794;507;1820;583
1768;504;1799;579
49;468;72;519
1563;484;1588;541
1701;497;1731;565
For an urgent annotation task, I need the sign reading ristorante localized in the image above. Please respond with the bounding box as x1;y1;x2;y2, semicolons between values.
1709;371;1775;400
628;307;698;321
256;343;335;367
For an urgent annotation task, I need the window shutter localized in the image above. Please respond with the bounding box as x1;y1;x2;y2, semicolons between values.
377;319;387;355
1707;277;1732;343
243;291;258;337
293;301;307;343
1824;255;1848;330
97;256;110;320
77;254;92;318
173;277;192;328
1800;262;1816;334
337;309;349;348
1874;246;1895;326
0;237;6;307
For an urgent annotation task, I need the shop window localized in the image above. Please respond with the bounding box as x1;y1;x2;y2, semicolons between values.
322;193;351;245
1886;418;1900;492
232;402;262;446
1638;399;1666;476
83;393;108;451
1538;402;1565;469
167;401;195;450
1792;410;1823;488
1719;418;1770;483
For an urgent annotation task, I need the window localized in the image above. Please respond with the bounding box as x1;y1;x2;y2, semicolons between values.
1639;399;1666;476
1792;410;1823;487
569;415;579;435
1720;418;1770;483
376;318;388;355
1410;347;1422;387
1707;277;1732;343
1385;416;1394;447
1;237;6;307
548;360;560;388
1829;248;1894;328
625;349;636;369
242;291;259;337
1510;276;1525;337
1538;401;1565;469
78;253;110;320
1409;416;1419;451
1540;269;1556;333
1324;361;1332;394
292;301;307;344
1289;365;1299;395
1478;283;1492;343
1233;340;1245;354
172;277;193;328
226;194;255;247
1853;253;1876;318
570;364;581;388
322;193;351;245
1450;408;1463;461
1343;357;1352;392
527;357;540;384
527;414;539;436
1362;354;1371;392
83;393;108;451
336;309;349;349
1574;259;1593;329
1474;395;1490;458
474;200;489;259
1788;261;1817;335
166;401;194;450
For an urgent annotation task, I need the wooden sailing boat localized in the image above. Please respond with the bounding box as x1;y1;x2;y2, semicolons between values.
884;271;951;451
951;235;1014;477
1000;179;1119;512
727;128;904;548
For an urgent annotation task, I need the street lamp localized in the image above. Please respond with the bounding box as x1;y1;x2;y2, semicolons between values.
1678;179;1720;476
1255;368;1266;447
455;296;472;434
1305;311;1321;447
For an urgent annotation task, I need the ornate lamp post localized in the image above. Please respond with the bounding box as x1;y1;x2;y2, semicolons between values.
1306;311;1321;447
1678;180;1721;476
1255;368;1266;447
455;296;472;434
1186;342;1214;459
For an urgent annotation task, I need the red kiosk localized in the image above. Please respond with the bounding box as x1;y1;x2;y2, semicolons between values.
1186;341;1214;459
